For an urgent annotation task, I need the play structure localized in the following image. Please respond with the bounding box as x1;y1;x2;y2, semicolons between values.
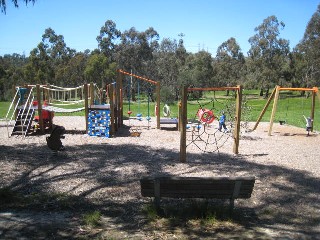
253;86;319;136
179;85;243;162
5;70;165;138
5;83;111;137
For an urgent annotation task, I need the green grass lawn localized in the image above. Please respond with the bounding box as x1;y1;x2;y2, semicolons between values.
1;90;319;131
0;102;11;120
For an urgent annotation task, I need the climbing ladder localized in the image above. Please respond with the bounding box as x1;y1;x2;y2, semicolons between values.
12;106;35;136
6;87;36;137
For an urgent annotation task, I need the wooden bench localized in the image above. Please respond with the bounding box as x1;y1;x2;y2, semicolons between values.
140;176;255;211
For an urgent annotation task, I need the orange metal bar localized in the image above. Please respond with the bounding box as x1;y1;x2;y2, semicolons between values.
117;69;158;85
188;87;240;91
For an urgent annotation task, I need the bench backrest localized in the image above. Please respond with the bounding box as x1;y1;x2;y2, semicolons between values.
140;176;255;199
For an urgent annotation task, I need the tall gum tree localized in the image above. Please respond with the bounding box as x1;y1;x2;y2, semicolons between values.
248;15;290;89
294;4;320;87
215;37;245;86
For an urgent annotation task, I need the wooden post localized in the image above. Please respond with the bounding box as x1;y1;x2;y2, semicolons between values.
253;87;277;131
90;82;94;105
314;87;320;131
36;84;44;133
154;178;161;211
311;89;316;132
178;101;181;131
233;85;242;154
84;84;89;134
116;72;122;129
109;83;115;136
156;82;161;129
268;86;280;136
44;84;53;130
112;82;118;133
179;86;188;163
117;72;124;128
315;87;320;102
46;84;50;104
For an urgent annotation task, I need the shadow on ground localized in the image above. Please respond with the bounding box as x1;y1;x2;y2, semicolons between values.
0;135;319;239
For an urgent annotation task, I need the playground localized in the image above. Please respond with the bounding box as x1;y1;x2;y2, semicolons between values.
0;115;319;239
1;70;320;238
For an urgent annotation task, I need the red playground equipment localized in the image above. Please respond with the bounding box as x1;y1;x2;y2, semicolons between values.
197;108;215;124
33;100;54;128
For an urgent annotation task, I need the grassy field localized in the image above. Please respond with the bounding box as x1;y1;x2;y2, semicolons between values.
1;89;319;131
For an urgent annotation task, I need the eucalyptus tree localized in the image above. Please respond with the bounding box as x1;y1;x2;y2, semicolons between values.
248;15;290;89
42;28;76;62
96;20;121;62
115;27;160;102
178;50;213;93
139;27;160;77
57;52;89;87
84;53;116;88
154;38;184;102
25;42;55;84
0;61;5;100
214;37;245;86
294;4;320;87
0;54;27;99
115;27;159;75
26;28;76;86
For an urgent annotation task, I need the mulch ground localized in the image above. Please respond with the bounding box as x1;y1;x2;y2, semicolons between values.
0;117;319;239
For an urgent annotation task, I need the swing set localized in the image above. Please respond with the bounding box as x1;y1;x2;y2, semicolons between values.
126;72;153;122
116;69;161;129
253;86;320;136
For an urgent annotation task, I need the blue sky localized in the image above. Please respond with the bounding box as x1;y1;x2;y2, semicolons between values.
0;0;319;56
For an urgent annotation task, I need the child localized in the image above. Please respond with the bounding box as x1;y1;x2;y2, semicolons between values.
303;115;313;136
218;111;228;132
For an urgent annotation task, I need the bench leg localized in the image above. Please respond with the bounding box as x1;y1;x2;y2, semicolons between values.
229;198;235;214
154;197;160;211
154;179;161;212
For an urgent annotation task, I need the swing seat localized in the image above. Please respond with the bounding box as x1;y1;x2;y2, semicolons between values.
279;120;286;125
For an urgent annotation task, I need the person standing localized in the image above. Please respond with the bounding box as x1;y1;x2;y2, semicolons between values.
218;111;228;132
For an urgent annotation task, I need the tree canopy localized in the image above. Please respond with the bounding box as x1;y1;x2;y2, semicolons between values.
0;0;35;13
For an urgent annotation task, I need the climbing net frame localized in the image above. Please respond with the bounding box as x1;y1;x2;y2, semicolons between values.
179;85;243;162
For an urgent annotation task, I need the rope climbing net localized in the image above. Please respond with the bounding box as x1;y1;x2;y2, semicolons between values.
184;87;248;154
186;123;235;153
186;91;235;153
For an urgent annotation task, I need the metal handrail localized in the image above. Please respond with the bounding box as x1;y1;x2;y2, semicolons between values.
22;95;35;137
20;87;35;136
6;88;20;138
5;88;19;124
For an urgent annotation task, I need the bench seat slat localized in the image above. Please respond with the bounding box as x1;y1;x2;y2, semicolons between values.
141;183;255;190
140;176;255;200
141;190;253;199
